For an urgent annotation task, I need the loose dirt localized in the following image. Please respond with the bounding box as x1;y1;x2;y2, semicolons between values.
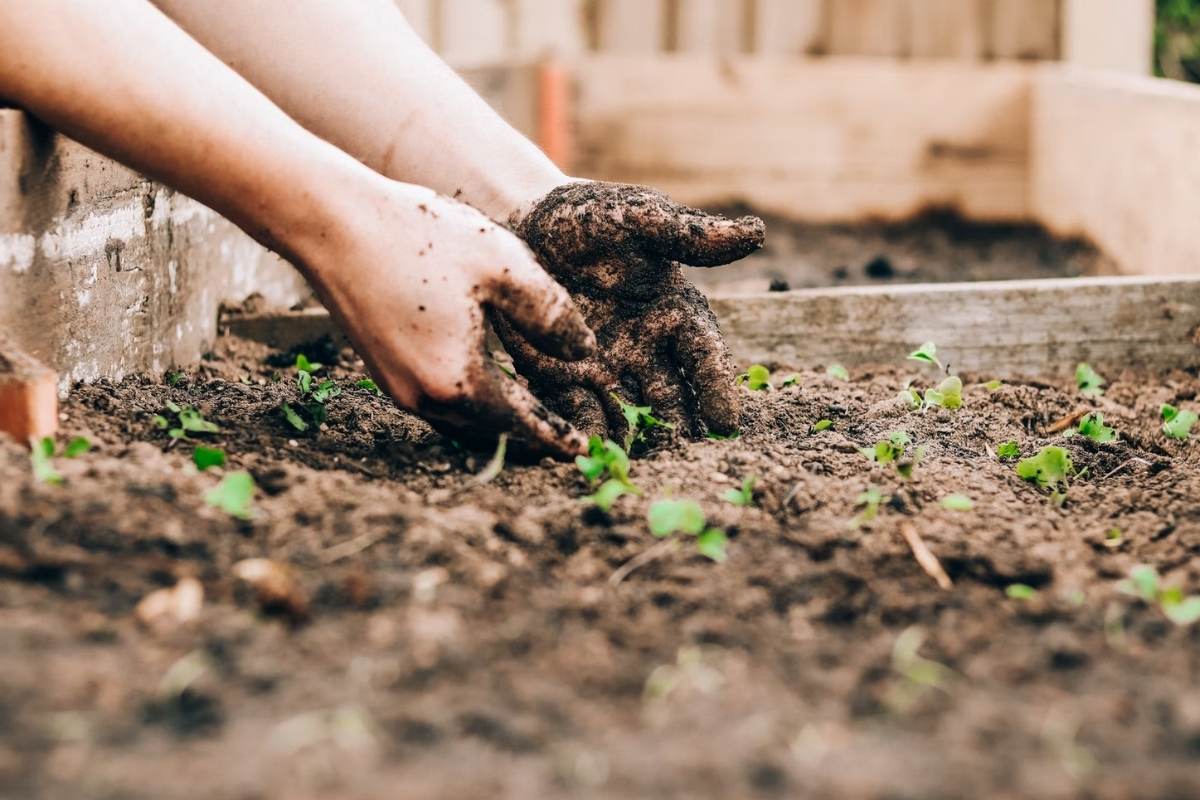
2;330;1198;800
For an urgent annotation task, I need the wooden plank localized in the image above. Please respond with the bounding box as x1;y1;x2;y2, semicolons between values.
224;277;1200;379
596;0;665;54
1031;67;1200;277
512;0;586;59
673;0;746;54
437;0;511;66
395;0;435;43
908;0;985;59
571;56;1033;221
750;0;824;55
827;0;908;57
1061;0;1153;74
986;0;1059;60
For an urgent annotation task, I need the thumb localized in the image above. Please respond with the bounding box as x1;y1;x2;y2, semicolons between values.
488;258;596;361
642;202;766;267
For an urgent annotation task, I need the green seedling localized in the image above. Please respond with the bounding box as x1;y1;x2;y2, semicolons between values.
355;378;383;395
1075;363;1105;398
587;479;635;512
780;374;801;388
1006;583;1038;600
941;494;973;511
157;400;220;441
984;380;1003;392
471;433;507;486
811;419;833;433
897;387;922;411
1103;527;1123;549
576;435;632;486
1072;412;1116;443
887;626;956;712
1015;446;1074;497
706;430;741;441
923;375;963;410
646;499;727;562
826;364;849;381
736;364;772;391
283;358;342;432
1161;403;1197;440
861;431;922;479
30;436;91;485
850;487;888;529
613;394;674;450
166;371;185;387
907;342;942;370
722;475;756;507
1117;564;1200;626
204;470;257;520
193;446;226;471
295;353;322;374
995;440;1021;460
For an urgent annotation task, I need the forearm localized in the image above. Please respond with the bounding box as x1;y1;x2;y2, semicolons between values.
151;0;566;220
0;0;373;267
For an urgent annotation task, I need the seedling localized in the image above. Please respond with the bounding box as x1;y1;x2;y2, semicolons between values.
984;380;1003;392
995;440;1021;460
576;435;632;485
30;436;91;484
850;487;888;529
736;364;772;391
193;446;226;471
1072;412;1116;443
295;353;322;374
646;499;727;562
907;342;943;370
166;371;185;387
780;374;801;388
826;364;849;381
897;387;922;411
811;419;833;433
1117;564;1200;626
887;626;955;712
1161;403;1197;440
613;394;674;450
1006;583;1037;600
1015;446;1074;497
722;475;756;507
471;433;507;486
1075;363;1105;398
923;375;962;410
204;470;257;520
940;494;973;511
1103;527;1123;549
861;430;911;465
706;430;740;441
282;357;342;432
587;479;635;512
355;378;383;395
156;400;220;441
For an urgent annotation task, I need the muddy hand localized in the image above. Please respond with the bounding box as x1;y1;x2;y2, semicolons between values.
496;181;765;439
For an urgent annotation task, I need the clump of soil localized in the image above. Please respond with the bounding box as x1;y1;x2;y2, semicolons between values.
1;336;1198;800
695;207;1119;294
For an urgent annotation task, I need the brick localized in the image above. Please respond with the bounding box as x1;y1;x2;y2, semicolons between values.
0;343;58;445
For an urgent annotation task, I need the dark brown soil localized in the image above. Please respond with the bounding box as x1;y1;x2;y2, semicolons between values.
2;331;1199;800
693;208;1120;295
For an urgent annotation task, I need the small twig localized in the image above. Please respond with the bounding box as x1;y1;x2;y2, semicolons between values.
319;529;391;564
609;539;679;586
898;522;953;591
1101;457;1152;481
1045;408;1090;435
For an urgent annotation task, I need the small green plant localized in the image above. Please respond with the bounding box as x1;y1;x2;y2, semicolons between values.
29;436;91;484
780;374;800;388
940;494;973;511
613;394;674;450
811;419;833;433
736;364;772;391
294;353;322;374
826;364;849;381
166;371;185;387
897;386;922;410
193;446;226;471
1117;564;1200;626
887;627;956;712
861;430;911;465
923;375;963;410
204;471;257;520
576;435;631;484
995;440;1021;460
282;356;342;432
722;475;756;507
1075;363;1105;398
907;342;943;370
1104;527;1124;549
850;487;888;529
588;479;635;512
355;378;383;395
984;380;1003;392
1016;446;1075;497
647;499;728;562
1006;583;1038;600
1072;412;1117;443
155;400;220;441
1162;403;1197;439
706;430;741;441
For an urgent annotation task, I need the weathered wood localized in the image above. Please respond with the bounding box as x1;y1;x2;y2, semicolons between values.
596;0;665;53
908;0;984;59
828;0;908;57
750;0;825;55
571;56;1032;221
986;0;1059;60
710;276;1200;377
225;277;1200;380
1031;67;1200;278
1061;0;1153;74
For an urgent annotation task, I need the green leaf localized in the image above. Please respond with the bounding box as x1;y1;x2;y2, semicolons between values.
1118;564;1160;602
895;445;926;480
907;342;942;369
165;400;182;414
177;407;219;434
588;478;634;513
826;364;849;381
940;494;973;511
722;475;757;507
204;471;257;520
984;380;1003;392
63;436;91;458
1163;596;1200;626
1015;446;1074;492
850;487;888;529
1006;583;1037;600
152;415;170;429
706;430;740;441
1162;404;1197;439
1075;363;1105;398
166;371;185;386
295;354;322;374
995;440;1020;460
897;388;922;410
297;369;313;396
281;403;309;432
695;528;728;562
612;394;674;450
737;364;772;391
168;428;186;441
310;379;342;405
193;446;226;471
780;374;800;388
811;419;833;433
1077;412;1117;443
1104;527;1123;548
575;436;631;484
647;499;707;538
30;437;62;484
924;375;963;410
355;378;383;395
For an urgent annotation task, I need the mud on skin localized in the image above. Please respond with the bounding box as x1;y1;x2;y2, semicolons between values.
1;333;1199;799
498;181;765;440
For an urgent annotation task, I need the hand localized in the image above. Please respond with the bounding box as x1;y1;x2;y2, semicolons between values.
299;179;595;458
495;181;764;440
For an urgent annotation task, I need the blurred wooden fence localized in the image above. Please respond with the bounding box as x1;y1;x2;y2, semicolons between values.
397;0;1073;65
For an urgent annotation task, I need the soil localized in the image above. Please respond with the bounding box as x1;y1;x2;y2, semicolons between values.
692;208;1120;295
2;330;1199;800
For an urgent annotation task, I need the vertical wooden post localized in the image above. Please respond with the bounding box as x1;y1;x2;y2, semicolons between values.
1061;0;1153;74
0;344;58;446
536;61;572;170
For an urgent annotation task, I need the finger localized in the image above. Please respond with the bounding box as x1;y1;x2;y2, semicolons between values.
637;358;689;430
671;306;740;436
640;202;765;268
488;260;595;361
492;368;589;458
